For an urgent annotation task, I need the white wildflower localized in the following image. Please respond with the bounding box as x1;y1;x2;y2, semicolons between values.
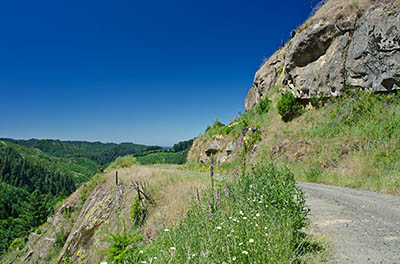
242;250;248;255
249;238;254;243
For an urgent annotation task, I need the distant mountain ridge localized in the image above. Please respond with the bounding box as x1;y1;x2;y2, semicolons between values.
1;138;163;165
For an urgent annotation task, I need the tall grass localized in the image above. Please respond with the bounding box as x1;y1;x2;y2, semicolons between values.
297;90;400;193
112;162;316;263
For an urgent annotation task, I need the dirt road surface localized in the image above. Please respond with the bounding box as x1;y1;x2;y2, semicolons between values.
298;182;400;264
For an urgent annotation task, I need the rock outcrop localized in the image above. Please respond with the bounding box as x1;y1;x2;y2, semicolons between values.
57;184;121;263
245;0;400;111
346;5;400;91
187;136;240;165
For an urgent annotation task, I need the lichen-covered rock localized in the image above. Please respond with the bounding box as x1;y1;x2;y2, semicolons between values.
57;185;120;263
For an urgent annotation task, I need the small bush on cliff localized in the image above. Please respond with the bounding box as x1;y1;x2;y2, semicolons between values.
255;97;271;114
277;92;304;122
205;119;226;136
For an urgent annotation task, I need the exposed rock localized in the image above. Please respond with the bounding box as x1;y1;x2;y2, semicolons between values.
188;136;240;165
245;0;400;110
245;46;287;111
57;185;119;263
226;141;237;155
346;5;400;91
283;21;354;99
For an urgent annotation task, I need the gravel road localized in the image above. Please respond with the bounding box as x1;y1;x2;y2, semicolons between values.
297;182;400;264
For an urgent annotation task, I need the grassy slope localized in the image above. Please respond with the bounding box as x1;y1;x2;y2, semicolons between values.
191;88;400;195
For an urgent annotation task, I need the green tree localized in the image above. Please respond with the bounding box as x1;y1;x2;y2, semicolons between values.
20;189;49;230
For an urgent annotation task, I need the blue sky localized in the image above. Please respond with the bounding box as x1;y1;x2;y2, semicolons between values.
0;0;318;146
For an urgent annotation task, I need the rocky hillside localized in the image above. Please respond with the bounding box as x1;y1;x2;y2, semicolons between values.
3;160;207;263
245;0;400;110
188;0;400;195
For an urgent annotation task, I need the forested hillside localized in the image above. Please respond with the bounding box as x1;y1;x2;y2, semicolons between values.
136;139;194;165
0;143;78;255
2;138;163;165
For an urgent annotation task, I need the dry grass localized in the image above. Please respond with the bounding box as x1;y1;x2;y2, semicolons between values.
299;0;373;32
101;165;209;239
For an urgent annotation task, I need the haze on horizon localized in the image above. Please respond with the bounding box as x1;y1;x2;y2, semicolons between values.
0;0;317;146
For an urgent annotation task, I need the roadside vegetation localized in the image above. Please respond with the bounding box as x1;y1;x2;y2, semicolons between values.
100;162;319;263
191;88;400;195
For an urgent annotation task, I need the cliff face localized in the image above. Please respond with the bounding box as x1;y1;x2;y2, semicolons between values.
245;0;400;111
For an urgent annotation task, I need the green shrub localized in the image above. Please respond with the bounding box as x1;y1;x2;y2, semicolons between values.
277;92;304;122
224;124;234;135
240;115;249;128
103;231;144;264
206;119;225;132
310;95;325;108
130;196;146;226
256;97;271;114
205;119;226;137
